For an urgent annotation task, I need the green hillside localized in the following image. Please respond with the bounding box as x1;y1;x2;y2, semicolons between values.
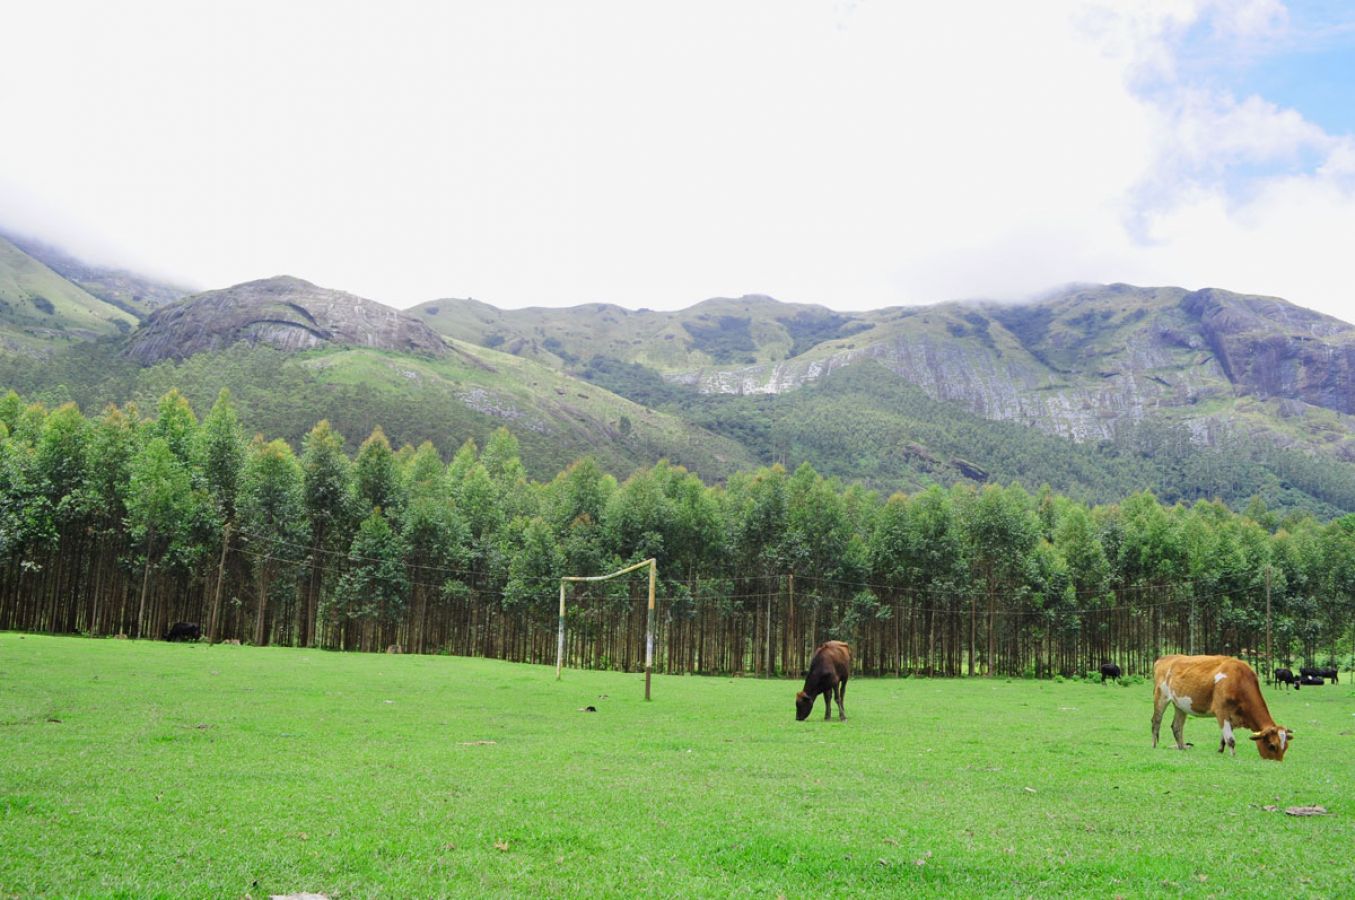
0;236;138;354
5;237;1355;519
489;284;1355;473
418;287;1355;460
0;337;759;482
409;294;872;370
0;230;191;319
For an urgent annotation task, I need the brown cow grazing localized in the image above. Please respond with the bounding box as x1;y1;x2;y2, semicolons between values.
796;641;851;721
1151;655;1293;761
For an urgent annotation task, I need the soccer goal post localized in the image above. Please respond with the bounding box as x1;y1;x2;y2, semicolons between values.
557;558;657;699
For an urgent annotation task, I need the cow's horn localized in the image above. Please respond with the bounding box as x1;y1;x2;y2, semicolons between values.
1248;731;1264;740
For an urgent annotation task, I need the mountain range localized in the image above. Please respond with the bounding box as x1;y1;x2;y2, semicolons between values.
3;228;1355;516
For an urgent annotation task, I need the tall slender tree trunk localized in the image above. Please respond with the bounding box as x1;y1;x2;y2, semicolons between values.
305;529;325;648
987;586;996;677
255;566;270;646
969;592;976;677
209;522;231;642
137;530;155;639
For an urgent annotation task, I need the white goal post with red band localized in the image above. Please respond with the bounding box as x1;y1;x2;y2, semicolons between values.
557;558;657;700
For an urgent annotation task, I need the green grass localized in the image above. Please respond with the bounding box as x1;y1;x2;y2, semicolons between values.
2;634;1352;897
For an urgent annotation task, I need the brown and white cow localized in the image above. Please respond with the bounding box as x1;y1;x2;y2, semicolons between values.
796;640;850;721
1151;655;1293;761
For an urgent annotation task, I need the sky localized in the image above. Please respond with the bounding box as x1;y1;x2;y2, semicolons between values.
2;0;1355;320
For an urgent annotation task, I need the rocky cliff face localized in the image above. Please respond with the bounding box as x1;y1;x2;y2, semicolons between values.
1183;288;1355;415
125;276;447;364
669;284;1355;450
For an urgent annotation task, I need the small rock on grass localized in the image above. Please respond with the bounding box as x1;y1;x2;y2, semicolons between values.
1284;805;1329;816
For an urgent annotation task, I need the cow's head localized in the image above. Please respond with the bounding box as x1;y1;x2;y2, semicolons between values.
795;690;813;721
1250;725;1294;761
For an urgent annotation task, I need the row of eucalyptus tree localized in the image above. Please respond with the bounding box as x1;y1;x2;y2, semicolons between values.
2;388;1352;676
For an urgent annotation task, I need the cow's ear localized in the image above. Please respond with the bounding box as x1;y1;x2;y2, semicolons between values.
1285;729;1295;737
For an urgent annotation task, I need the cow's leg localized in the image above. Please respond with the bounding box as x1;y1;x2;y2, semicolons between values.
822;690;832;720
1170;708;1188;750
1151;685;1168;747
1219;718;1236;755
835;681;847;721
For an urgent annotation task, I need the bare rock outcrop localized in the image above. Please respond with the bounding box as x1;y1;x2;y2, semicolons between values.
1183;288;1355;414
125;276;447;364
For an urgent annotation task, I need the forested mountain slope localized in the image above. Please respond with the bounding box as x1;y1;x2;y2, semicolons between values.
580;358;1355;515
0;337;759;482
411;283;1355;514
4;227;1355;516
413;284;1355;464
662;285;1355;460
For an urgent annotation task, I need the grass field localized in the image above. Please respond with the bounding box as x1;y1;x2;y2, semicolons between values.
2;634;1352;898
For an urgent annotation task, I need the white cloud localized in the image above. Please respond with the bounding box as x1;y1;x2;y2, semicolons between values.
1205;0;1289;42
1;0;1353;324
1157;91;1336;171
1080;1;1355;320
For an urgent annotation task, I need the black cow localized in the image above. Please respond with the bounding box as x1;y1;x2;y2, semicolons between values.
1274;668;1297;690
1298;674;1325;687
1100;662;1122;683
795;640;851;721
1301;666;1339;684
163;622;200;642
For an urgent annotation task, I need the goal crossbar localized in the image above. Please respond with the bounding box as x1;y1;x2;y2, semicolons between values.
557;558;657;700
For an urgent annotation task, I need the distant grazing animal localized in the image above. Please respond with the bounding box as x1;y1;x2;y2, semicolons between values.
1099;662;1121;683
223;639;241;646
796;641;851;721
1151;655;1292;761
1300;666;1339;684
1298;674;1324;687
163;622;200;642
1274;668;1297;690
